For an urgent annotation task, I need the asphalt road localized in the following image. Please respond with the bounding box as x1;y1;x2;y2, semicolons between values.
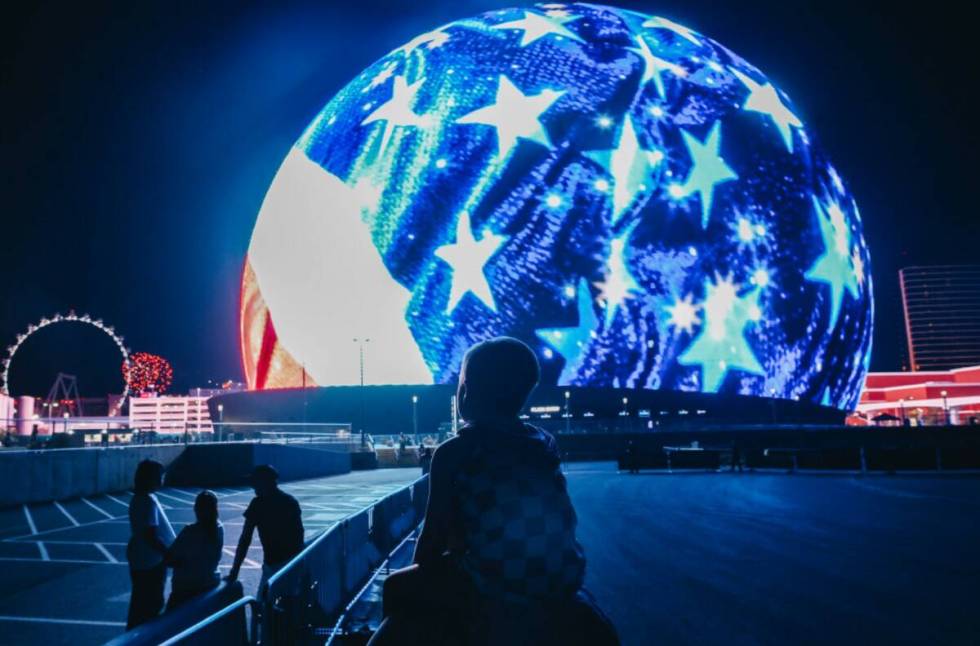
567;463;980;645
2;464;979;645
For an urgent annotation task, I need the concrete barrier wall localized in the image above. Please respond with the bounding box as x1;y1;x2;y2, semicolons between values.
0;444;185;507
0;443;353;507
166;443;352;487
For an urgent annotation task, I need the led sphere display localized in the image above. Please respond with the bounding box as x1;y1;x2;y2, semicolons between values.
241;3;873;409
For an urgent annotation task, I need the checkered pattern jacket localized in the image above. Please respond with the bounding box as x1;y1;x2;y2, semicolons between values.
453;424;586;602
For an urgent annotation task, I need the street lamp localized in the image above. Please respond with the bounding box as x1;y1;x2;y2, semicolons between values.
941;390;950;426
217;404;224;442
353;338;371;440
564;390;571;434
412;395;419;445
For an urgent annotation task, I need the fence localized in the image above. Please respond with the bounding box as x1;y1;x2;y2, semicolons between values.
0;420;357;451
159;475;429;645
261;475;429;644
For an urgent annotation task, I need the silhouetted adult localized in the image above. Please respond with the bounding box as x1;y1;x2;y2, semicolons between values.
227;465;304;594
126;459;175;629
166;490;224;609
370;337;618;645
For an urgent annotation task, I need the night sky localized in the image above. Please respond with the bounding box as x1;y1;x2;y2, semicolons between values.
1;1;976;397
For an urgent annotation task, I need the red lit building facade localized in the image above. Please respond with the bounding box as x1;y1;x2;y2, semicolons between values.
851;365;980;426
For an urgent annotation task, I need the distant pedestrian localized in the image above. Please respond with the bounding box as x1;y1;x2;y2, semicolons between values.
419;447;432;475
227;465;305;595
166;490;224;609
126;459;175;629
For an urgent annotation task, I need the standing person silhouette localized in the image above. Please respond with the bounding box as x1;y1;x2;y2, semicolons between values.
226;465;304;595
370;337;617;645
166;490;224;609
126;459;175;629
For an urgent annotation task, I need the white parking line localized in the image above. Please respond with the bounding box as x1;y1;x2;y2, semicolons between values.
104;494;130;509
94;543;118;563
155;491;195;506
53;502;80;527
37;542;49;561
0;615;126;627
4;514;120;541
81;498;116;520
22;505;38;535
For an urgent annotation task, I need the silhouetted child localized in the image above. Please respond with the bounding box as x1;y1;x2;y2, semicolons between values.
370;337;617;645
126;459;175;629
166;490;224;609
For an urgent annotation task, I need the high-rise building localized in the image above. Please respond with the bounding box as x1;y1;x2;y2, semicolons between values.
900;265;980;371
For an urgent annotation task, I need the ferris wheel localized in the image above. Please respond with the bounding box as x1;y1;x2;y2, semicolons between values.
1;312;132;406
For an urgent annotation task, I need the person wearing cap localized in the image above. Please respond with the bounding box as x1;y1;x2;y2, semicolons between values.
226;464;304;593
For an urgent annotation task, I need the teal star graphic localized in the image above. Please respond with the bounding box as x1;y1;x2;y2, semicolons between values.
455;75;564;159
805;197;859;330
585;115;664;225
678;274;764;392
731;68;803;153
492;10;584;47
595;223;641;325
670;121;738;228
536;278;600;384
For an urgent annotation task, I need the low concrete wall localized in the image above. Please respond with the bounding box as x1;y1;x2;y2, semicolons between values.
0;442;353;507
165;443;351;487
0;444;185;507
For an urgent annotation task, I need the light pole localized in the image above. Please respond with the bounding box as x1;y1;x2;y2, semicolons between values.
353;338;371;441
217;404;224;442
941;390;950;426
62;411;69;434
564;390;571;435
412;395;419;445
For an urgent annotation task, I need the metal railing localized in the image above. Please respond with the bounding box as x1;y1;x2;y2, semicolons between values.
260;475;429;644
0;420;359;451
157;595;260;646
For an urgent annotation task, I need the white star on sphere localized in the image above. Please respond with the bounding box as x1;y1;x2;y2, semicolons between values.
361;75;430;156
585;115;663;225
396;28;450;56
434;211;507;313
642;16;701;45
492;10;584;47
455;75;564;159
666;293;700;334
731;68;802;153
628;35;687;99
595;225;641;325
675;121;738;228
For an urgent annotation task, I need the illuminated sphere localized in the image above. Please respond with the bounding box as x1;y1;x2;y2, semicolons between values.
241;3;873;409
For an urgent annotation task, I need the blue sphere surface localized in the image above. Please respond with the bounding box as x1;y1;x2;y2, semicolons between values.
245;3;873;410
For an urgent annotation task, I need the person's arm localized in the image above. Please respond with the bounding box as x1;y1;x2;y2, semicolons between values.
164;529;187;566
226;518;255;582
413;440;459;566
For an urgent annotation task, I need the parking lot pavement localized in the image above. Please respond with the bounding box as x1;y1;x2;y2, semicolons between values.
0;468;421;646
